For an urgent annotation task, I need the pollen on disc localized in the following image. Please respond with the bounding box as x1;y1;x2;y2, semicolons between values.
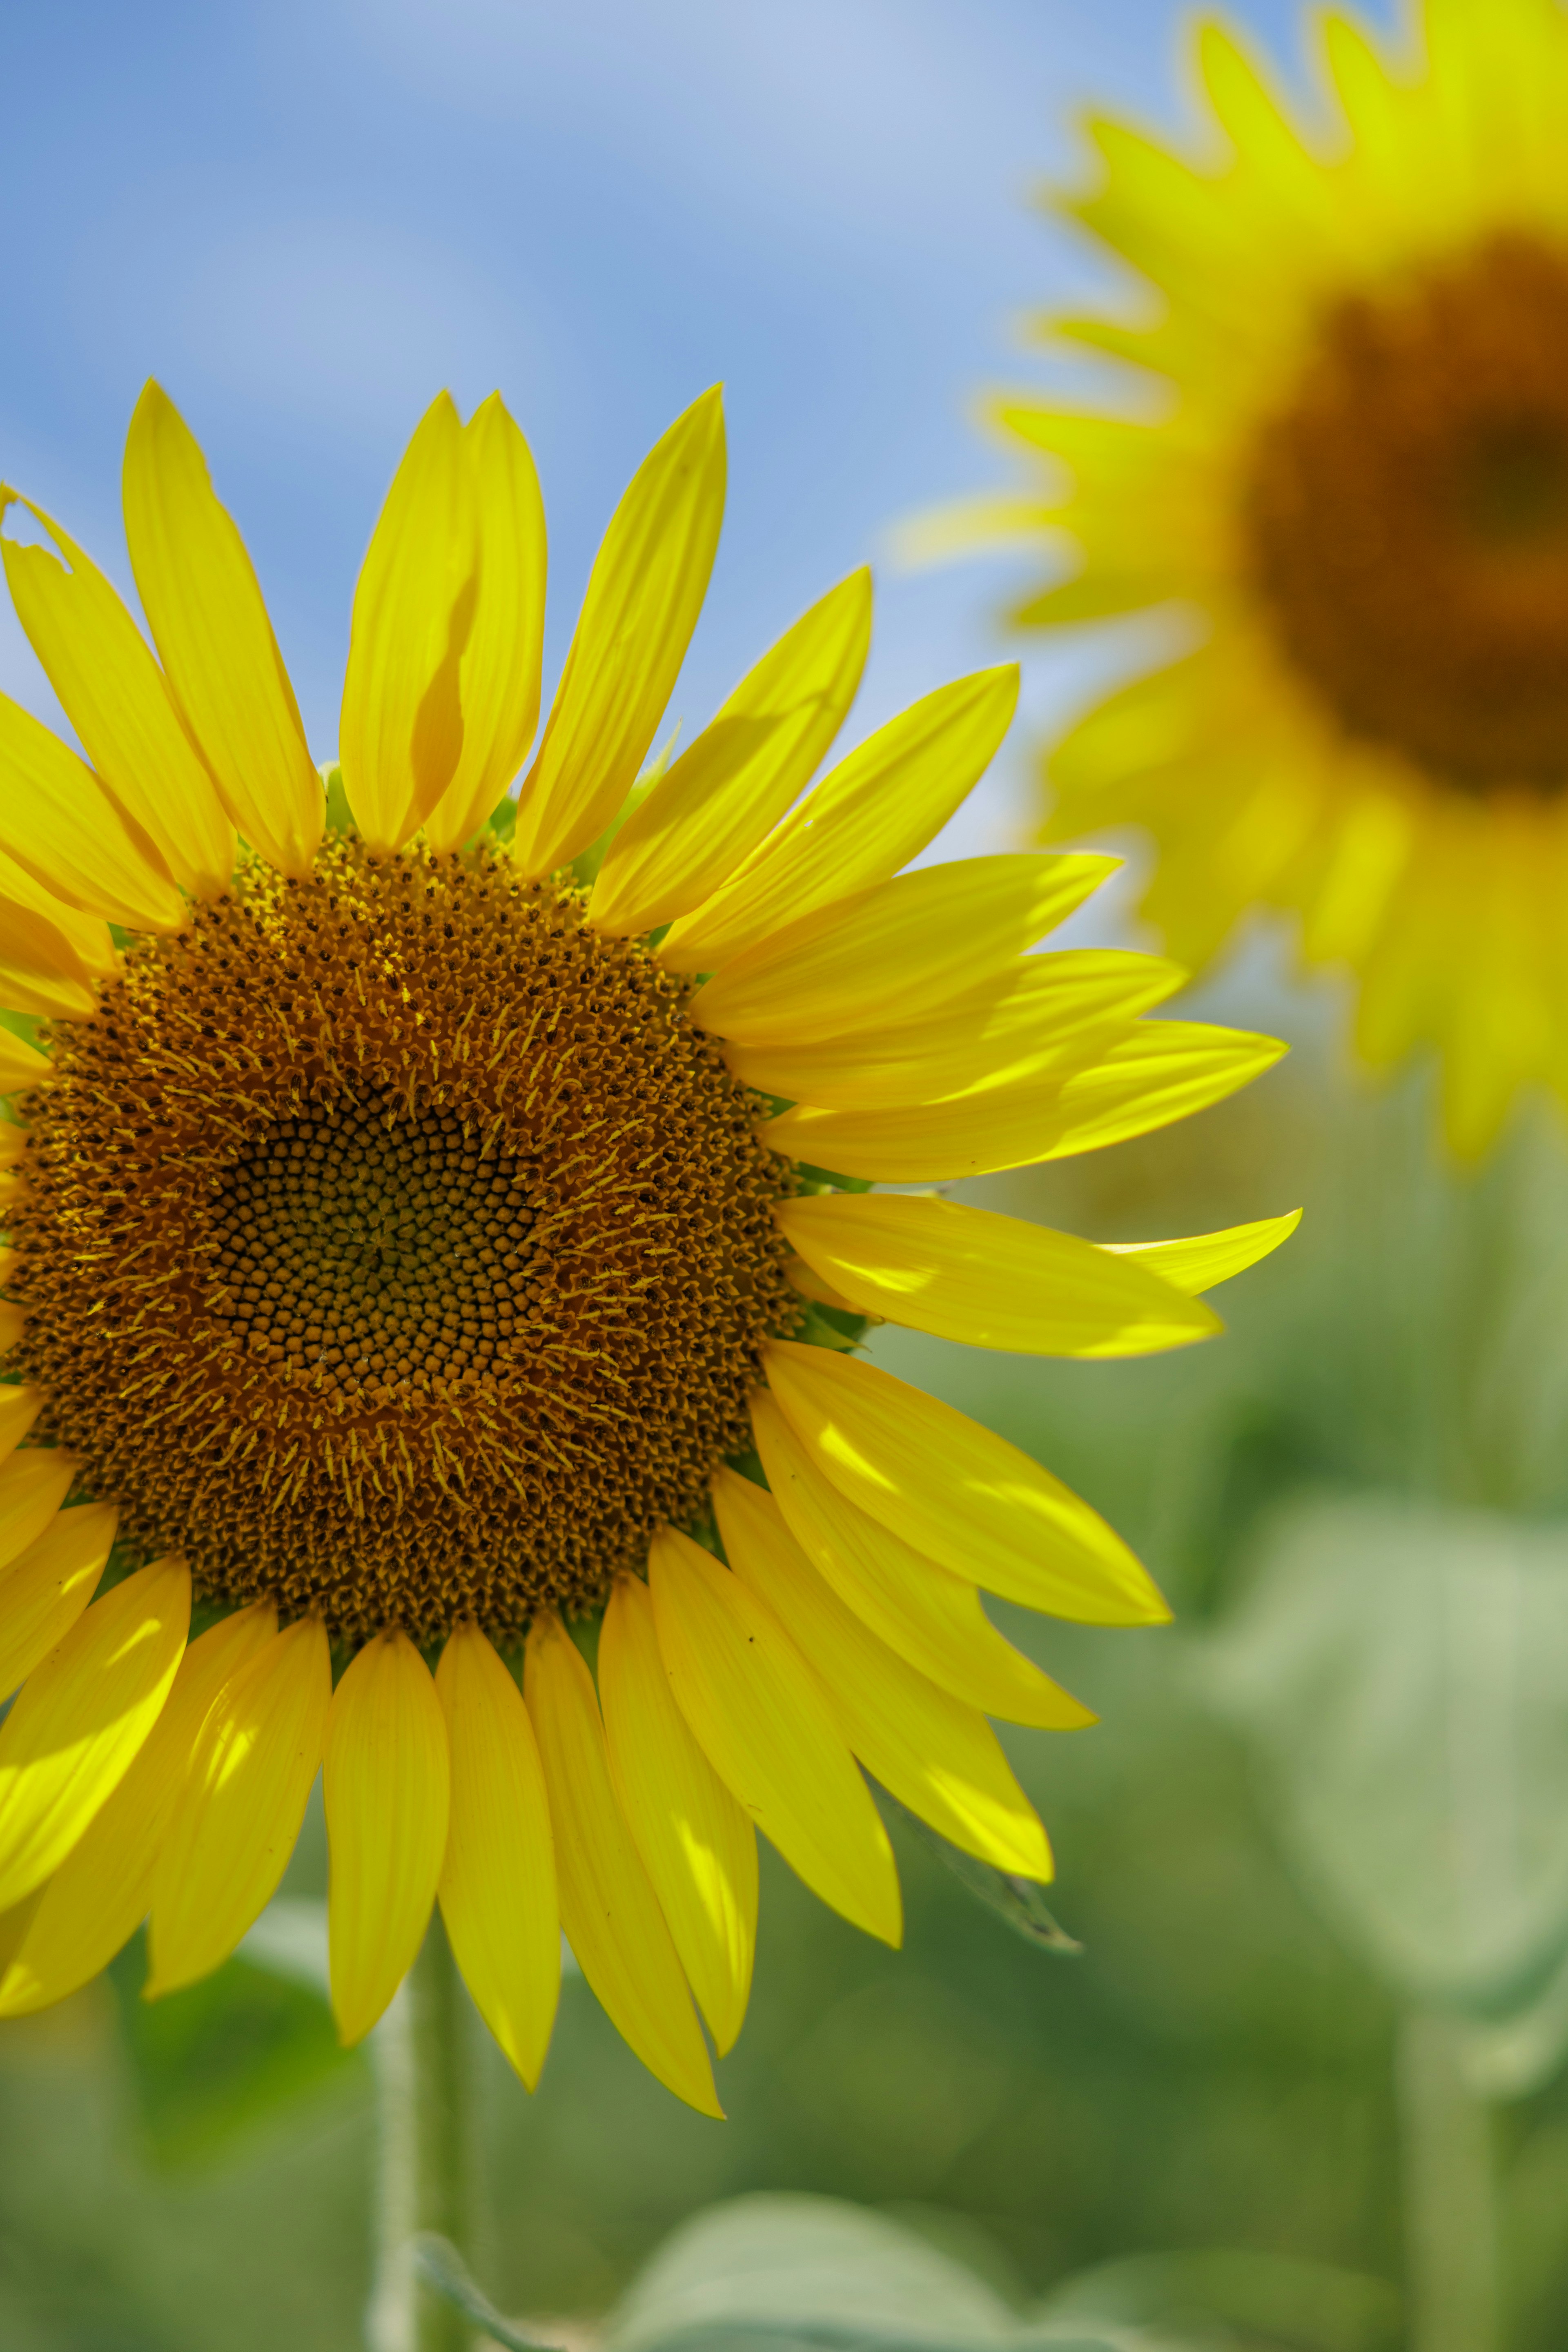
1;837;799;1645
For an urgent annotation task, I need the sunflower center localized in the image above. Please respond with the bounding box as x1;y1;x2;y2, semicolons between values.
211;1098;536;1388
4;836;797;1645
1243;230;1568;790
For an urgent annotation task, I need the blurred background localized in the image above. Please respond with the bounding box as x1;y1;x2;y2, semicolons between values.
19;1;1568;2349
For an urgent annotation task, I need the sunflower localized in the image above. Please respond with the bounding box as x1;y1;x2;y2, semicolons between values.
0;381;1289;2114
962;0;1568;1156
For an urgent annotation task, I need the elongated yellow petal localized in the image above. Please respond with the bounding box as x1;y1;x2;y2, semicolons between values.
0;1385;42;1468
0;1603;275;2016
780;1194;1219;1357
523;1610;720;2116
764;1341;1167;1626
0;692;184;933
0;1886;44;1977
0;1502;118;1701
713;1470;1052;1880
750;1393;1092;1730
691;855;1113;1049
0;492;234;897
0;846;115;1016
762;1022;1285;1181
648;1525;901;1945
0;1554;189;1912
590;570;872;936
423;394;548;853
122;382;322;878
600;1575;757;2055
512;389;726;878
325;1629;450;2045
0;1030;51;1094
660;666;1020;971
146;1614;330;1997
435;1623;558;2090
723;948;1185;1107
340;395;479;852
1107;1208;1303;1294
0;1450;82;1572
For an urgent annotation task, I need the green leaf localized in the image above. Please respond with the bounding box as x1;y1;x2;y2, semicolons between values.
1038;2248;1400;2352
412;2236;567;2351
108;1927;359;2166
1195;1490;1568;2025
603;2194;1189;2352
877;1790;1083;1957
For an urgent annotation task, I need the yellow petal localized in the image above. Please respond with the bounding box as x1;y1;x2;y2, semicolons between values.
0;1602;275;2016
146;1614;331;1998
523;1610;720;2116
0;692;184;933
0;1554;189;1912
0;1449;82;1572
750;1392;1093;1731
723;947;1185;1107
0;1501;118;1701
660;666;1020;971
0;1385;42;1468
339;394;479;852
600;1574;757;2055
511;388;726;878
762;1022;1285;1181
0;846;115;1015
0;491;234;897
648;1525;901;1946
713;1469;1052;1880
122;382;322;878
324;1628;450;2045
690;854;1114;1048
780;1194;1221;1357
435;1623;559;2090
423;394;548;853
0;1029;51;1094
763;1341;1167;1626
1106;1208;1303;1294
590;570;872;937
0;1886;45;1978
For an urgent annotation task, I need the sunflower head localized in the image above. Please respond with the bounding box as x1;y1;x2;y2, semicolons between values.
0;379;1290;2111
975;0;1568;1154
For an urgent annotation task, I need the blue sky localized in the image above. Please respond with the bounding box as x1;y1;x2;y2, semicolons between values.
0;0;1382;887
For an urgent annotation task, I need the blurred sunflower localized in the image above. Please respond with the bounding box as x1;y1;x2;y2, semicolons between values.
0;383;1289;2113
963;0;1568;1155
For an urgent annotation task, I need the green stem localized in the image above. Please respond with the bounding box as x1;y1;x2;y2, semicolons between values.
369;1916;472;2352
1397;2008;1501;2352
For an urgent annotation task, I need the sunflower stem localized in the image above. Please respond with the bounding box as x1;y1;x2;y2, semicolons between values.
369;1914;474;2352
1397;2007;1501;2352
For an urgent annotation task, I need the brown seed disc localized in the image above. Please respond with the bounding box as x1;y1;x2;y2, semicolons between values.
1244;230;1568;790
3;836;798;1646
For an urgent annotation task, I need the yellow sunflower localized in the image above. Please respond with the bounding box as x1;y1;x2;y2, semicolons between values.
0;381;1290;2115
967;0;1568;1155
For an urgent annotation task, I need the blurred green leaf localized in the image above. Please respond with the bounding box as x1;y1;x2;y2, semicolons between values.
604;2193;1171;2352
877;1791;1083;1957
1196;1491;1568;2025
413;2234;567;2350
108;1929;359;2166
1038;2249;1401;2352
